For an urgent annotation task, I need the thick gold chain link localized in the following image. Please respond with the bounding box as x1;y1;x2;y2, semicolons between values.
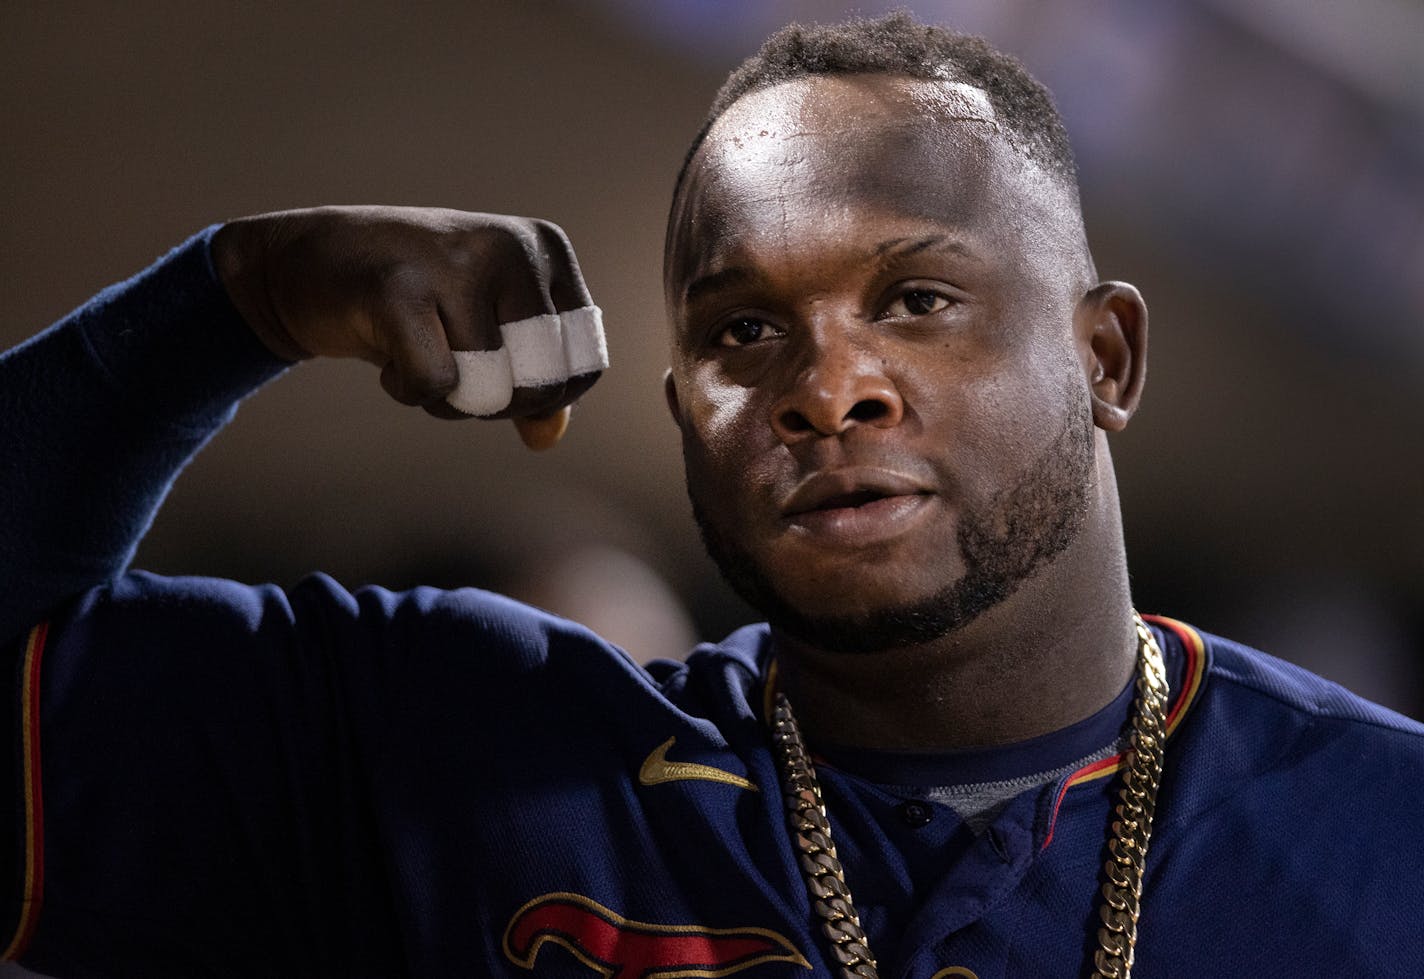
770;613;1169;979
771;693;881;978
1091;616;1168;979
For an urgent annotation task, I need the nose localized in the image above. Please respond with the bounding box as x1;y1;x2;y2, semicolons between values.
770;332;904;443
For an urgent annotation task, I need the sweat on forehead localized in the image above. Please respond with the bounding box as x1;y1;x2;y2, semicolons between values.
723;74;991;128
705;75;998;153
687;78;1009;230
663;73;1089;297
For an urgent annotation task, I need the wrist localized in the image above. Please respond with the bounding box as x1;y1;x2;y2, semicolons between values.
211;216;311;363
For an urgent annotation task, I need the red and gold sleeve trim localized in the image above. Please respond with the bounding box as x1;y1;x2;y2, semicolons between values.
3;622;47;961
1041;615;1207;849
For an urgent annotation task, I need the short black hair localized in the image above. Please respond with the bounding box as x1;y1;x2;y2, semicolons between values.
674;12;1077;195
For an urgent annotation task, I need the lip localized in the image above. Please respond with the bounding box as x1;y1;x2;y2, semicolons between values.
780;469;935;547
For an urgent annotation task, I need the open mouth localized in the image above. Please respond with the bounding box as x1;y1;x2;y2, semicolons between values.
810;490;890;512
777;468;937;546
782;488;934;546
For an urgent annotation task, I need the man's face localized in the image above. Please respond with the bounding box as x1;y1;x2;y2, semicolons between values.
664;75;1098;653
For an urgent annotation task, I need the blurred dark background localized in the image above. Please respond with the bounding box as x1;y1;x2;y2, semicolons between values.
3;0;1421;715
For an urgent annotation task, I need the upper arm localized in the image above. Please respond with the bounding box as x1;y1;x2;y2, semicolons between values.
2;572;409;976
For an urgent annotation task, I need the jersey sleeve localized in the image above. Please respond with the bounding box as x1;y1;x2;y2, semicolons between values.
0;228;289;647
0;571;513;976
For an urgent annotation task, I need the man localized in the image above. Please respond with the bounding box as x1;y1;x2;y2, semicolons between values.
2;13;1421;978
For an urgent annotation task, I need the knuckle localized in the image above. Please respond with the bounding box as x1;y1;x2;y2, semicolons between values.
531;220;592;308
482;224;548;277
483;218;542;263
379;333;459;406
529;217;572;252
375;262;435;302
531;220;580;274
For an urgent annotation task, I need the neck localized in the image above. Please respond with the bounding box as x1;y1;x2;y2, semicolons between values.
772;467;1137;752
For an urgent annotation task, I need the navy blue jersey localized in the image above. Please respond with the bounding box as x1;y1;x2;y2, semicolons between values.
4;233;1424;976
7;582;1424;977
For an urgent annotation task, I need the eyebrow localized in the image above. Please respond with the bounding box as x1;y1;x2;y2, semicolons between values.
681;235;976;305
873;235;975;260
682;266;755;306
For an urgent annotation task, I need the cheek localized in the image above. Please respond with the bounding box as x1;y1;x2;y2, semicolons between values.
961;373;1039;451
681;366;766;463
966;353;1082;464
677;367;790;523
906;340;1077;482
687;383;745;444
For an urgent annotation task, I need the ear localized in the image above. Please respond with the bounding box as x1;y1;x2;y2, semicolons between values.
663;369;685;427
1075;281;1148;432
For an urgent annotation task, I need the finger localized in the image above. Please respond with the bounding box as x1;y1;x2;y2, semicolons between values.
435;283;513;417
443;221;605;419
505;381;561;415
436;285;489;352
530;219;595;314
374;300;459;407
559;306;607;379
523;225;605;385
447;309;605;419
444;346;514;416
502;372;598;425
433;373;597;422
491;222;559;325
497;307;606;406
561;372;599;404
439;224;553;419
513;406;571;451
423;400;474;421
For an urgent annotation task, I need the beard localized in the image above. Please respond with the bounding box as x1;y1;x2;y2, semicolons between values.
688;392;1095;654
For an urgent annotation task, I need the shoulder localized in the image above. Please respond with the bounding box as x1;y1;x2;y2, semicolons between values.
1153;617;1424;824
49;570;650;679
1193;623;1424;741
646;623;772;714
1144;620;1424;961
51;571;774;706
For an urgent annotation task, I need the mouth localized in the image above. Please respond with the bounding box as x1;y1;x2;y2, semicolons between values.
781;469;932;517
804;489;895;512
780;470;936;547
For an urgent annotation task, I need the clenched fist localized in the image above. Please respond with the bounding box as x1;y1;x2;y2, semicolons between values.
211;206;604;448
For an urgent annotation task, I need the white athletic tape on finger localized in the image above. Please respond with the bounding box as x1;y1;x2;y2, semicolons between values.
503;313;566;388
445;305;607;417
448;347;513;416
561;306;608;377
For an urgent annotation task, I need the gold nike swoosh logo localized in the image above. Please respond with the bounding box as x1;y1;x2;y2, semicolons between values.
638;737;758;792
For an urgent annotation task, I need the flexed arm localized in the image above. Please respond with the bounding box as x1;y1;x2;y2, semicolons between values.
212;205;602;440
0;207;604;643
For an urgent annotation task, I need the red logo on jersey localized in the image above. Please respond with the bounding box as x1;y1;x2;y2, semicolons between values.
503;891;809;977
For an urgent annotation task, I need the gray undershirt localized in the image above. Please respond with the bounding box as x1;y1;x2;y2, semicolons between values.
887;735;1129;834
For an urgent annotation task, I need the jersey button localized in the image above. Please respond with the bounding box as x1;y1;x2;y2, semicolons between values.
897;800;933;828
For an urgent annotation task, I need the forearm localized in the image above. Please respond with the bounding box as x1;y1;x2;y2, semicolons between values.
0;206;604;644
0;227;288;643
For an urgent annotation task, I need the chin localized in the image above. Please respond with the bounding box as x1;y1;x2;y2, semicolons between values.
765;588;985;655
695;501;1055;655
774;569;949;623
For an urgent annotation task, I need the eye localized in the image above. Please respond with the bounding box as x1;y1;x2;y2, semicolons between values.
716;317;781;347
882;289;952;318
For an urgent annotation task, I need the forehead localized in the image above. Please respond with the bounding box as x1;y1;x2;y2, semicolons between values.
712;73;999;143
667;74;1045;294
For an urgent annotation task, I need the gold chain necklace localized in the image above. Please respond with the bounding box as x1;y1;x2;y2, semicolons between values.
769;613;1169;979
